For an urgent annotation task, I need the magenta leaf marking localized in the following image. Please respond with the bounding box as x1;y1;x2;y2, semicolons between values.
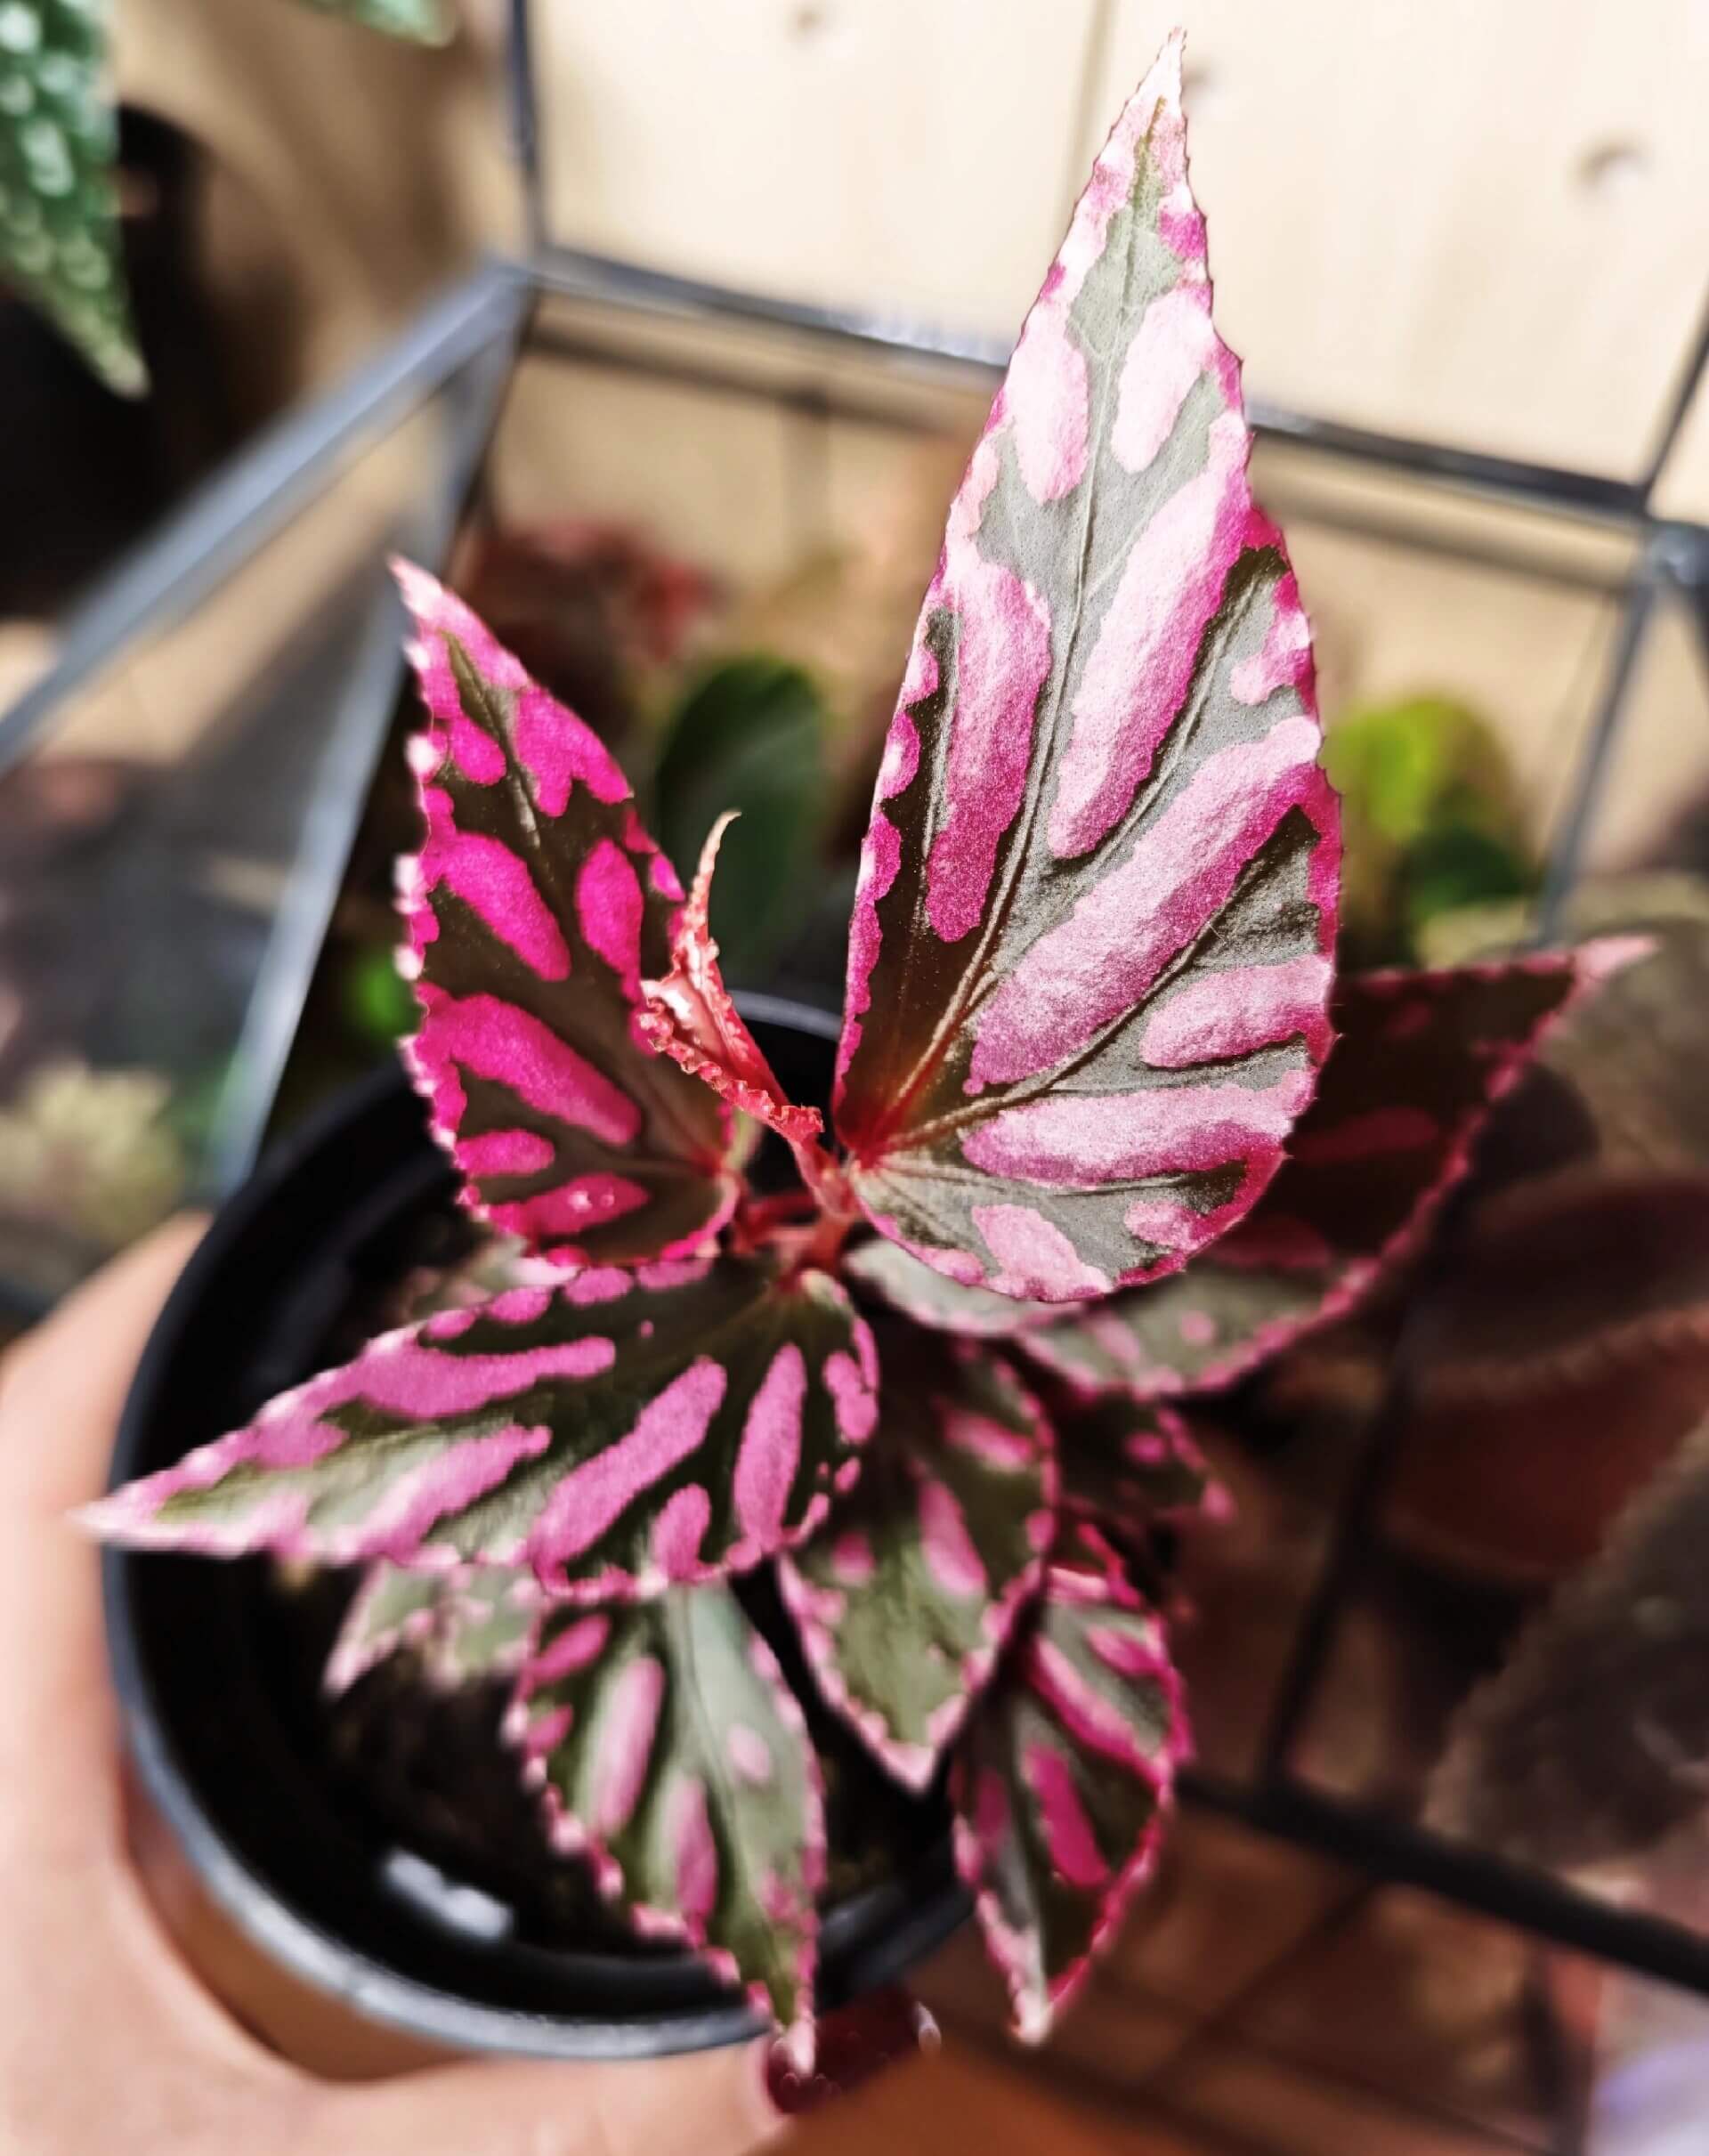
778;1325;1057;1790
952;1559;1187;2040
84;1256;879;1601
833;35;1338;1303
1021;944;1642;1398
512;1585;825;2054
394;563;741;1267
1055;1395;1227;1551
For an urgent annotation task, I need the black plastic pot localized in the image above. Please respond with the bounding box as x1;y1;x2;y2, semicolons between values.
104;998;968;2060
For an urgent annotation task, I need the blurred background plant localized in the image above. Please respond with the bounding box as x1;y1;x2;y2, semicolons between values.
1324;693;1539;965
0;0;450;399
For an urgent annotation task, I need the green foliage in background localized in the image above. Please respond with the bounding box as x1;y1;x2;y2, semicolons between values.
293;0;449;40
651;656;831;985
341;941;419;1046
0;0;449;394
1324;693;1537;963
0;0;140;394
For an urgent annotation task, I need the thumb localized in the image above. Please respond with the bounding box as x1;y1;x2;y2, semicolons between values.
307;2037;787;2156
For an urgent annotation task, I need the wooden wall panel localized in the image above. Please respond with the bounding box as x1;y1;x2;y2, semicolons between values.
534;0;1101;342
1284;515;1622;843
1089;2;1709;478
484;351;802;594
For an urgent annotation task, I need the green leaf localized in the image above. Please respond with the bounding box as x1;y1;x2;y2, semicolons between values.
513;1585;824;2053
952;1559;1187;2040
652;658;830;983
778;1323;1056;1789
83;1252;880;1601
325;1560;443;1692
326;1560;542;1691
290;0;452;43
833;36;1337;1301
0;0;143;394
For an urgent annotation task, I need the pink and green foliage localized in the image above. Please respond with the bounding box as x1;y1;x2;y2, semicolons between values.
328;1561;542;1695
1053;1397;1226;1551
396;563;743;1268
1016;951;1633;1398
778;1322;1057;1790
952;1555;1187;2039
84;1253;878;1599
512;1586;824;2055
86;34;1635;2060
831;35;1338;1305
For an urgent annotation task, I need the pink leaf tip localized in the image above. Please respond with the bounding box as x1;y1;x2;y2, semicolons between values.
640;812;826;1150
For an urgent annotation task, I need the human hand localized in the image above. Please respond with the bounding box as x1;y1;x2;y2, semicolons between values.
0;1218;926;2152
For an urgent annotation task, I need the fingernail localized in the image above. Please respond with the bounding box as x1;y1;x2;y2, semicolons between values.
765;1987;937;2116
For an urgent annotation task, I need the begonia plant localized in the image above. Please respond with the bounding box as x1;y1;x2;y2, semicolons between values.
86;37;1632;2061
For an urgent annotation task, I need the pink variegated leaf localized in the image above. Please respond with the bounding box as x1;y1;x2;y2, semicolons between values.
1056;1396;1227;1542
952;1559;1187;2040
778;1324;1056;1791
83;1256;879;1601
511;1585;824;2057
394;563;741;1268
639;813;825;1152
325;1563;444;1693
429;1564;545;1686
1021;943;1645;1398
842;1236;1051;1341
833;35;1338;1304
325;1561;543;1693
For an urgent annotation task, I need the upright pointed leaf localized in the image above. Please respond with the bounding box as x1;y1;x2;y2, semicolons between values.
652;657;832;983
84;1255;879;1601
512;1585;825;2054
395;564;741;1267
0;0;143;394
1023;944;1642;1398
778;1325;1056;1790
834;36;1338;1303
952;1560;1187;2039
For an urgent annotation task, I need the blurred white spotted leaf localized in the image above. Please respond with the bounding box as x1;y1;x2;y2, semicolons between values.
0;0;142;394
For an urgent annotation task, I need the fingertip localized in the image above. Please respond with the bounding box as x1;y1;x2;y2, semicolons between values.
760;1989;936;2122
